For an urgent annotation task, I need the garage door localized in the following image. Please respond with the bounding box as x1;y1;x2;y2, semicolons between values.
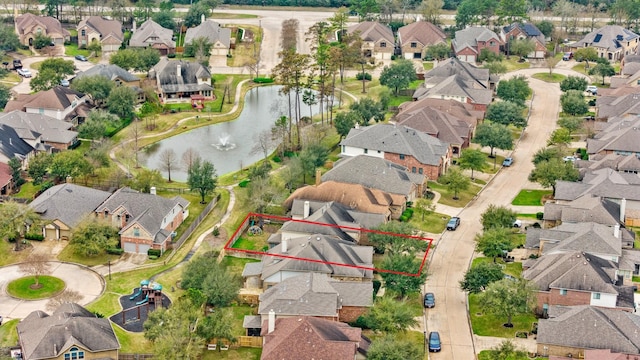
138;244;151;254
124;242;137;253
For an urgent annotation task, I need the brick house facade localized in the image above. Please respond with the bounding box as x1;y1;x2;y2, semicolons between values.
384;152;442;180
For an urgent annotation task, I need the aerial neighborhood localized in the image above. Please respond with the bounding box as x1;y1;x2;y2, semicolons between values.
2;0;640;359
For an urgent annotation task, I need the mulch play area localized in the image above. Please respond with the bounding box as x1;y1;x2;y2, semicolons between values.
110;285;172;332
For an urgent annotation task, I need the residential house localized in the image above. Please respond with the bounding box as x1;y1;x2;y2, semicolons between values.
587;117;640;157
95;187;189;254
399;97;485;124
452;26;503;63
0;111;78;151
29;183;111;241
17;303;120;360
77;16;123;51
576;153;640;175
412;58;493;111
543;194;622;228
242;233;374;290
289;199;386;228
523;251;635;314
14;13;70;46
0;124;35;168
395;98;476;156
537;305;640;357
0;162;11;194
596;92;640;120
570;25;639;62
283;181;398;220
184;20;231;56
500;22;547;59
340;123;451;180
551;349;640;360
260;316;369;360
397;21;447;60
347;21;394;60
74;64;145;103
4;86;92;126
322;155;426;201
149;58;213;101
611;54;640;88
129;19;176;55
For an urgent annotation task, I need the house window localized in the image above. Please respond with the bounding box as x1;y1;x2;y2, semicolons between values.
341;145;345;152
364;148;368;154
592;292;601;300
81;29;85;37
380;42;386;48
410;42;417;48
39;108;44;114
133;227;140;236
489;41;495;46
64;347;84;360
411;167;416;173
399;154;405;160
419;168;423;175
559;289;567;295
104;210;108;216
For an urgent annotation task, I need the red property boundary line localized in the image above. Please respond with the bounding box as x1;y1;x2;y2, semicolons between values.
223;213;433;277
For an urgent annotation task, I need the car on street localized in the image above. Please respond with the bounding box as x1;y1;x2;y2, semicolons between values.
424;292;435;308
17;68;31;77
446;217;460;231
12;59;22;69
563;156;577;162
503;157;514;167
429;331;441;352
60;79;70;87
562;52;573;61
586;85;598;95
513;219;522;228
75;55;88;62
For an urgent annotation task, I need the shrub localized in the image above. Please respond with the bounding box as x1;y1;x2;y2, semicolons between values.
253;77;274;83
536;212;544;220
147;249;161;257
272;155;281;163
24;233;44;241
356;72;372;81
212;227;220;236
107;248;124;255
167;53;176;58
238;179;250;188
7;232;19;242
148;255;158;260
390;55;396;60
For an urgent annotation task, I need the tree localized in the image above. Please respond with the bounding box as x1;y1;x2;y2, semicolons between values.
159;149;178;182
248;177;280;213
458;150;486;180
460;262;504;293
496;0;527;25
18;252;51;287
496;76;531;106
50;151;92;181
545;55;560;75
33;33;52;49
485;101;527;127
367;334;422;360
536;20;554;38
361;296;419;332
46;289;83;312
509;39;535;59
558;117;583;137
110;48;160;72
560;90;588;115
187;159;217;204
71;75;114;105
181;253;239;307
380;253;428;297
8;156;23;189
455;0;480;28
589;62;616;85
485;340;530;360
533;146;562;165
132;168;163;193
379;59;417;95
573;47;598;69
350;97;385;124
438;168;470;200
481;204;517;230
184;2;211;28
0;84;10;110
71;218;119;257
479;278;536;327
548;128;572;146
298;143;329;183
334;111;359;138
197;309;236;349
107;86;137;119
181;148;201;173
529;157;579;194
152;10;176;30
475;227;514;262
478;47;504;62
0;25;20;51
28;152;51;185
368;222;417;254
78;110;118;140
560;75;588;92
414;198;435;222
0;201;39;240
30;58;75;92
350;0;379;21
424;43;450;60
185;36;212;66
473;123;513;158
483;61;508;77
250;129;274;167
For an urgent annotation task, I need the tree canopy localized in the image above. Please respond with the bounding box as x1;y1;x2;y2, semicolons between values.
438;168;470;200
70;218;119;257
380;253;427;297
30;58;75;92
559;76;588;92
187;158;218;204
475;227;514;261
529;157;579;194
481;204;517;230
485;101;527;127
479;278;536;327
379;59;417;95
473;122;513;157
460;262;504;293
71;75;114;104
589;62;615;85
367;334;422;360
181;252;240;307
360;296;419;332
560;90;588;115
458;149;487;179
107;86;137;119
496;75;531;106
110;48;160;72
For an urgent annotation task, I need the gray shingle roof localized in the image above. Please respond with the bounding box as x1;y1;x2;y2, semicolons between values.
0;111;77;145
289;199;386;229
347;21;394;44
397;21;446;47
587;118;640;154
75;64;138;82
540;222;624;257
543;194;621;226
596;92;640;119
572;25;639;53
555;168;640;202
0;124;34;160
17;303;120;360
151;58;213;95
184;20;231;48
452;27;501;53
29;183;112;227
78;16;123;42
413;58;492;104
340;124;449;166
129;19;175;49
538;305;640;353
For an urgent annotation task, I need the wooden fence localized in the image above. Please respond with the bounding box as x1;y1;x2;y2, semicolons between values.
172;194;219;251
238;336;263;348
119;354;154;360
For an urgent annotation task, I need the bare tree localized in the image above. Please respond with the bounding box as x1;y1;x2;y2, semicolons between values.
46;289;83;311
281;19;299;51
159;149;178;182
546;56;560;75
18;253;51;288
250;129;274;165
127;120;143;170
182;148;201;173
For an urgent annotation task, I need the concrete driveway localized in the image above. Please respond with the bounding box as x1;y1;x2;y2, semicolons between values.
424;68;586;359
11;55;97;94
0;262;105;321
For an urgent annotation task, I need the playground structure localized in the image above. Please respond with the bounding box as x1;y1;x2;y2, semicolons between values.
130;279;164;306
112;279;172;332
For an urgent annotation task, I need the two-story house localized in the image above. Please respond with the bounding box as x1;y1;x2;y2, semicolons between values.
14;13;70;46
77;16;123;51
74;64;145;104
397;21;447;60
149;58;213;101
0;111;78;151
4;86;92;126
184;20;231;56
500;22;547;59
571;25;639;62
0;124;35;168
129;19;176;55
347;21;395;60
452;27;503;63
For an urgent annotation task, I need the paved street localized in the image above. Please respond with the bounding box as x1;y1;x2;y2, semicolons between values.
11;54;96;94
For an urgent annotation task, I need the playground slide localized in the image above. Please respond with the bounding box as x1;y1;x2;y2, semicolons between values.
136;294;149;306
129;288;142;300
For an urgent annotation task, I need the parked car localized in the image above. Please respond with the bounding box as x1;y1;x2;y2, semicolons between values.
17;68;31;77
75;55;88;62
429;331;441;352
12;59;22;70
586;85;597;95
503;157;514;167
446;217;461;231
424;292;435;308
60;79;70;87
563;156;577;162
562;52;573;61
513;219;522;228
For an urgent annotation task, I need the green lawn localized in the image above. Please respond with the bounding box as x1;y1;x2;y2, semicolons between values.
517;213;540;219
388;95;412;107
531;72;566;83
511;189;552;206
64;43;91;57
428;181;482;208
6;275;65;299
408;211;450;233
423;61;434;70
469;292;538;337
210;12;259;19
471;257;523;278
201;348;262;359
113;324;153;353
408;79;422;89
221;256;260;275
57;244;121;267
0;319;19;347
14;181;41;199
503;58;531;71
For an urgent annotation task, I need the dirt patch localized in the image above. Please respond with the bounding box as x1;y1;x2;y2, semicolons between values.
204;227;229;249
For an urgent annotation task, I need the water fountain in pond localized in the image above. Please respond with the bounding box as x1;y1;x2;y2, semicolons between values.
213;133;236;151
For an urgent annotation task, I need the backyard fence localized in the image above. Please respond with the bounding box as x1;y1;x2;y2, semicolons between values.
238;336;263;348
119;354;154;360
171;194;219;251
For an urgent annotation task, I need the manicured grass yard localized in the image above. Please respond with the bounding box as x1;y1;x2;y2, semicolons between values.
469;292;538;338
531;72;566;83
0;319;19;347
6;275;65;300
388;95;413;107
511;189;552;206
409;211;450;234
14;181;41;199
201;348;262;359
471;257;523;278
113;325;153;353
428;181;482;208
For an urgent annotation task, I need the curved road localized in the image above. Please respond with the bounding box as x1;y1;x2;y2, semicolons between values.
426;68;585;359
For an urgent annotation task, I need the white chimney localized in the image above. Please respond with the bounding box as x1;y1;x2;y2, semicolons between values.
268;309;275;334
282;238;288;253
614;223;620;239
201;14;205;24
176;64;182;78
303;201;310;218
354;123;360;129
132;20;137;32
150;186;156;195
620;198;627;223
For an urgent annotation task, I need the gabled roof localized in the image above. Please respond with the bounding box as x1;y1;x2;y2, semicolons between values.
596;92;640;119
0;162;11;189
261;316;368;360
184;20;231;48
276;201;363;242
75;63;138;82
0;111;77;145
78;16;123;42
17;303;120;360
289;199;386;229
130;19;175;48
413;58;492;104
538;305;640;354
399;97;484;123
15;13;70;38
543;194;621;226
256;234;374;281
5;86;86;112
555;168;640;202
502;22;545;45
587;117;640;154
151;58;213;94
578;153;640;174
540;222;626;257
397;21;446;47
452;26;501;53
347;21;394;44
0;124;34;160
340;124;449;166
572;25;639;53
29;183;111;227
322;155;424;197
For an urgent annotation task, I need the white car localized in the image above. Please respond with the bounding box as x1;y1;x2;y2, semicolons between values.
563;156;577;162
586;85;597;95
17;68;31;77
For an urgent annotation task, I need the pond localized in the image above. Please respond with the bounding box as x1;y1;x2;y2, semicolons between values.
142;86;322;182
